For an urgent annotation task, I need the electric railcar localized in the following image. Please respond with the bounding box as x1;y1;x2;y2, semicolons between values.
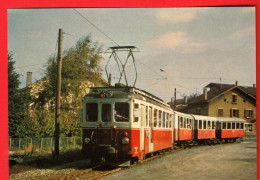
81;85;245;165
82;85;174;165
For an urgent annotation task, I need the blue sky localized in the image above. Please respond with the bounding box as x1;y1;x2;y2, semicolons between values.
8;7;256;101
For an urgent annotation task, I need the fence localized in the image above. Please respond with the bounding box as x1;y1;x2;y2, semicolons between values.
9;137;82;153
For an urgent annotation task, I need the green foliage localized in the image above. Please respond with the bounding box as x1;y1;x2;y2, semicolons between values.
8;52;33;137
33;35;103;137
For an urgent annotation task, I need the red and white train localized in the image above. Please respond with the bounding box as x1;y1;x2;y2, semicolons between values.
81;85;245;165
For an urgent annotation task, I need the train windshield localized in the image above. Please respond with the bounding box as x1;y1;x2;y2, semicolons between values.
102;104;111;122
86;103;98;122
114;103;129;122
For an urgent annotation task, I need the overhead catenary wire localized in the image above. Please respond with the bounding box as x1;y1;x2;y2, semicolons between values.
72;8;120;46
16;63;46;69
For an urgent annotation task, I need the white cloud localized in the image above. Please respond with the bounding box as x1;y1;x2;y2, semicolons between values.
144;32;207;52
155;9;197;25
145;32;188;48
229;27;255;40
241;7;255;14
26;31;42;39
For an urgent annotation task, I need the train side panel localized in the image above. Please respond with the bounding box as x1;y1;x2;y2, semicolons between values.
220;129;244;139
152;129;172;151
196;129;216;139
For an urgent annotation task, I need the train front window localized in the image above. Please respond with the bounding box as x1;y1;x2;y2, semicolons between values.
102;104;111;122
114;103;129;122
86;103;98;122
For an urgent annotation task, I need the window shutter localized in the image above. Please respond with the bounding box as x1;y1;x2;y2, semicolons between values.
251;110;253;118
237;110;239;118
230;109;232;117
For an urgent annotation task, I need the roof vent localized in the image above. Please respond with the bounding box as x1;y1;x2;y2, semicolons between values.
115;83;126;87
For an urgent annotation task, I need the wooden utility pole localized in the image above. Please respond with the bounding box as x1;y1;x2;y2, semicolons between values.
55;28;63;157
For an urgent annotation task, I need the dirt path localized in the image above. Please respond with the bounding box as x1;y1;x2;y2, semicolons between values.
9;159;92;180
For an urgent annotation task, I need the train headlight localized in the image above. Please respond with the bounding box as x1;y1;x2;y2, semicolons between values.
122;137;129;144
84;138;91;144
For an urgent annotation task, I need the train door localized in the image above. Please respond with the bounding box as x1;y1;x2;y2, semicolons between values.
149;107;153;152
140;105;145;152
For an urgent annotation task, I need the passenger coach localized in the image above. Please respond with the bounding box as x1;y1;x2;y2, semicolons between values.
192;115;217;144
216;117;245;142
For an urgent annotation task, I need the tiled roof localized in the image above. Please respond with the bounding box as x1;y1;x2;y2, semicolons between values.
168;83;256;107
188;83;256;105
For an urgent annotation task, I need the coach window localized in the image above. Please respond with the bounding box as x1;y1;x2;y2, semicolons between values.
149;107;152;127
212;121;215;130
102;104;111;122
236;122;240;129
86;103;98;122
180;117;183;128
199;120;202;129
241;123;244;129
162;112;166;128
222;122;227;129
166;113;169;128
183;118;186;129
154;109;158;127
232;122;236;129
207;121;211;129
189;119;192;129
146;106;148;127
158;110;162;127
227;122;231;129
114;103;129;122
186;118;189;129
203;120;206;130
169;114;172;128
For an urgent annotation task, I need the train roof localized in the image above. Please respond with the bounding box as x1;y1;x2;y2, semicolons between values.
174;110;194;118
216;117;245;122
86;86;171;109
191;115;245;122
192;115;217;121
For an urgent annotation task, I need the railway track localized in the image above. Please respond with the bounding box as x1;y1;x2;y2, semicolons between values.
55;140;242;180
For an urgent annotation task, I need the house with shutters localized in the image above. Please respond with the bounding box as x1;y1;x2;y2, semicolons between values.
169;81;256;132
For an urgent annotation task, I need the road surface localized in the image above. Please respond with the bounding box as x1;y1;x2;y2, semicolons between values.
101;138;256;180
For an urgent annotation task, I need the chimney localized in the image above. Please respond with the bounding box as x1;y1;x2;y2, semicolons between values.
26;72;32;87
203;87;208;101
235;81;238;86
171;97;174;103
253;84;256;88
184;96;188;104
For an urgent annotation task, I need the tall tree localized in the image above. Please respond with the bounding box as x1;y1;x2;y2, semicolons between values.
33;35;103;136
8;52;20;137
8;52;33;137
